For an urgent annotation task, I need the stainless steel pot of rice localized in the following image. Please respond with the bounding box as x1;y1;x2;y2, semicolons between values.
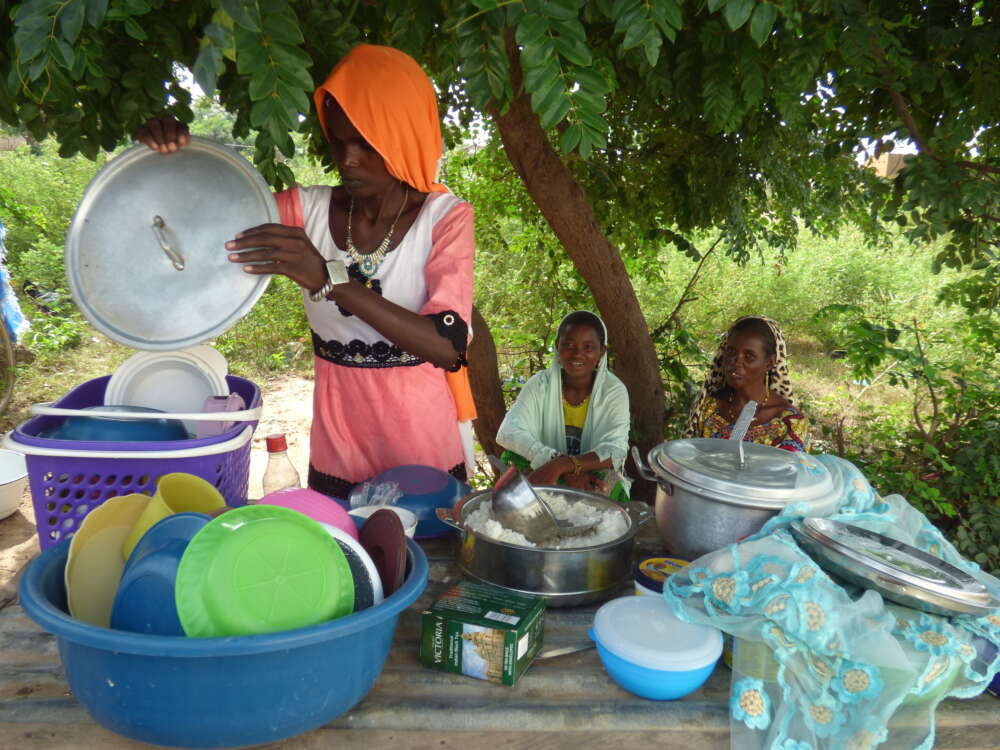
436;486;651;607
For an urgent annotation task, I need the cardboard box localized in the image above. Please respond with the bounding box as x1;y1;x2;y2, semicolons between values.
420;580;545;685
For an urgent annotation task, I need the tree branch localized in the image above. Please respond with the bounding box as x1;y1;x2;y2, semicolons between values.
877;47;1000;178
912;318;939;443
651;233;722;339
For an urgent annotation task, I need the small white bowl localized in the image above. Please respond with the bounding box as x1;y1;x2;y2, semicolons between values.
348;505;417;538
0;449;28;521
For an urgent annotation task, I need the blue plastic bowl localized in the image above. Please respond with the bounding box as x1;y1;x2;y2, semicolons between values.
110;513;212;636
20;537;428;748
588;596;722;701
44;405;189;442
369;464;470;538
590;629;718;700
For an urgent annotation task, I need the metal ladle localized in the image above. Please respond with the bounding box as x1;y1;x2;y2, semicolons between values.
729;400;757;470
491;467;598;543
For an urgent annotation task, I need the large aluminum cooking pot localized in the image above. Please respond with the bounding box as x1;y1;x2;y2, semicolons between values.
632;439;836;561
436;487;651;607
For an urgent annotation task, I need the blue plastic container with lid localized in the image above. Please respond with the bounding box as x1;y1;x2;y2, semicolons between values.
590;595;722;700
19;536;428;748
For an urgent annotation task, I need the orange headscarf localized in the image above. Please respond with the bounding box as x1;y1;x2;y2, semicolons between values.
314;45;447;194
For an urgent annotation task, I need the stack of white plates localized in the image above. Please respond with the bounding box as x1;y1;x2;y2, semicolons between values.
105;345;229;436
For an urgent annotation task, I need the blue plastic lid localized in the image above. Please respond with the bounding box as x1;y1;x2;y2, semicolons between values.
592;595;722;671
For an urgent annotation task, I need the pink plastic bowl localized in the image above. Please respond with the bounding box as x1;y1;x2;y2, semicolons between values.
259;488;359;540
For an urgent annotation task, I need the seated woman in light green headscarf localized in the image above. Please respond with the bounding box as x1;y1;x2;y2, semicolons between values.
495;311;631;502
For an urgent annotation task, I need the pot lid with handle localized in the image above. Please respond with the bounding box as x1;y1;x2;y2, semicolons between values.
791;518;1000;616
65;137;277;350
648;438;834;509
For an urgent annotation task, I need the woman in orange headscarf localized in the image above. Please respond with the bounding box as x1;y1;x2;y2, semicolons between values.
138;45;476;499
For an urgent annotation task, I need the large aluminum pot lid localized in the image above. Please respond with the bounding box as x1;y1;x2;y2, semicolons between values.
791;518;1000;616
649;438;834;508
65;137;276;350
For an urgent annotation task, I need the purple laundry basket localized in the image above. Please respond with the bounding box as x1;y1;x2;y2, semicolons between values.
5;375;261;551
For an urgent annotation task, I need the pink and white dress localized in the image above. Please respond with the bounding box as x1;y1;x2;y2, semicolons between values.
283;185;474;499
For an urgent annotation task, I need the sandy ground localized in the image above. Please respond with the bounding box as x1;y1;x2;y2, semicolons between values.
0;375;316;608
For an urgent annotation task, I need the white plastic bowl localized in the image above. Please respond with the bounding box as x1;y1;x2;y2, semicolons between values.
0;449;28;520
348;505;418;538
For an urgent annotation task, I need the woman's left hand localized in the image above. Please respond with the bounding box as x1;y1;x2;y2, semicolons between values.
225;223;328;293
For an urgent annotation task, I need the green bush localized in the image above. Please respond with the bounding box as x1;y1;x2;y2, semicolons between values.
815;306;1000;575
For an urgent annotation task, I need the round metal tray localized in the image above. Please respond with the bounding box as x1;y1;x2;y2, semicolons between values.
65;137;277;350
791;518;1000;617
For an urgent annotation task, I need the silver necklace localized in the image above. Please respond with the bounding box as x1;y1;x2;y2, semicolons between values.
345;187;407;277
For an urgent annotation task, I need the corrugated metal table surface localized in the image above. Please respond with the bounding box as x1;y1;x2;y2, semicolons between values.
1;534;998;750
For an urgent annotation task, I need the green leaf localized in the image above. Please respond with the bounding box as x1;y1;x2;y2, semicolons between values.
53;39;76;69
560;122;582;153
522;54;561;94
659;0;682;30
266;43;313;80
621;18;651;51
204;22;232;49
469;0;498;8
723;0;753;30
276;79;311;115
58;1;86;44
84;0;108;27
553;33;592;66
236;40;266;75
516;13;549;46
261;12;303;45
643;33;662;67
573;66;612;95
749;2;776;46
124;17;147;40
610;0;640;20
220;0;260;31
540;0;580;21
540;87;571;128
248;66;278;100
15;32;49;66
707;0;726;11
532;77;565;119
193;43;223;94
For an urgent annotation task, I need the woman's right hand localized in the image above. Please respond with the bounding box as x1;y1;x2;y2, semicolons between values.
135;115;190;153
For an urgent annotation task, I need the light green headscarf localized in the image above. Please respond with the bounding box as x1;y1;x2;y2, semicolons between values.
495;311;631;493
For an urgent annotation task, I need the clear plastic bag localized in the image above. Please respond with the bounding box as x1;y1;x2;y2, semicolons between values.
348;480;403;509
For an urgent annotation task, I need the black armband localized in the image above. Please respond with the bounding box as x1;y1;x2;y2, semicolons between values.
425;310;469;367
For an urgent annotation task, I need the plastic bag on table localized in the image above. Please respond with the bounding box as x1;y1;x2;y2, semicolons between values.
348;480;403;509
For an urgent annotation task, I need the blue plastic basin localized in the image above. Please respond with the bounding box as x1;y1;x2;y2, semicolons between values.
20;537;428;748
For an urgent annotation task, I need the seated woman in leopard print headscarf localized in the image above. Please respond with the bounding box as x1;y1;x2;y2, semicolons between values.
682;316;810;452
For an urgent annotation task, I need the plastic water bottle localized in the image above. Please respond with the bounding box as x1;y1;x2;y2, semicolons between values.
261;433;301;495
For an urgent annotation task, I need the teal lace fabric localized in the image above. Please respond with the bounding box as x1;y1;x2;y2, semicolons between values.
664;455;1000;750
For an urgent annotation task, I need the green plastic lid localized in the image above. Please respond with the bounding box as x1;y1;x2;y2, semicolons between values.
175;505;355;637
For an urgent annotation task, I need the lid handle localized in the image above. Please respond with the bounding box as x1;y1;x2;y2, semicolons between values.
729;400;757;470
152;215;186;271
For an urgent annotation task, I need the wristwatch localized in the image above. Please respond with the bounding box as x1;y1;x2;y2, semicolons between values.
308;259;349;302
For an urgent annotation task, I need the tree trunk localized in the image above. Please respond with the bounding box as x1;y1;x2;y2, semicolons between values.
489;32;667;483
468;305;506;463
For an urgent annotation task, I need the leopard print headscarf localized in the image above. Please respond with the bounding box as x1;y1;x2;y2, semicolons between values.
682;316;795;438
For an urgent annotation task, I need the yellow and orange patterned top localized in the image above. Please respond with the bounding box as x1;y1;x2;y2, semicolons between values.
688;396;810;452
